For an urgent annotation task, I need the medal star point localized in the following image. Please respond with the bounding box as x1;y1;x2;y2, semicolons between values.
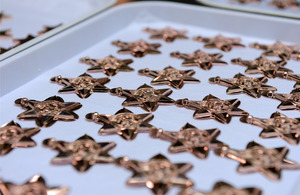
13;35;36;47
0;29;12;40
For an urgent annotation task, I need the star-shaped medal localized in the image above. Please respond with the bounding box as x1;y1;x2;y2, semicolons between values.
110;84;174;112
43;134;116;172
0;175;69;195
0;12;11;23
262;88;300;111
250;41;300;61
116;154;193;195
179;181;261;195
193;34;245;52
175;94;248;124
37;24;61;35
170;50;227;70
112;40;161;58
138;66;200;89
0;121;40;155
80;55;134;76
143;27;188;42
15;96;82;127
150;123;225;159
0;29;12;40
50;73;110;99
241;112;300;145
86;108;156;141
13;35;36;47
231;57;291;78
209;73;277;98
270;0;299;9
215;141;300;181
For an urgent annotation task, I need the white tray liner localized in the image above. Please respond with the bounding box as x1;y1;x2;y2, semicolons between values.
0;2;300;195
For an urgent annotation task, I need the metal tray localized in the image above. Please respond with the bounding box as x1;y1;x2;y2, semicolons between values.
0;0;117;61
1;2;300;195
197;0;300;19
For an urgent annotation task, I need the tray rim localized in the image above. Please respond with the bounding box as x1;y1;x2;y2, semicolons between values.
0;0;117;61
0;1;300;194
196;0;300;19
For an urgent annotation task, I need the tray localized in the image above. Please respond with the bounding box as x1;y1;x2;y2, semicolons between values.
1;1;300;195
0;0;117;61
197;0;300;19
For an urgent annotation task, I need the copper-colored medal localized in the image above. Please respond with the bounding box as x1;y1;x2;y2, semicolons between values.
262;88;300;111
80;55;134;76
15;96;82;127
116;154;193;195
250;41;300;61
0;121;40;155
43;134;116;172
241;112;300;145
51;73;110;99
270;0;299;9
138;66;200;89
176;94;248;124
179;181;261;195
231;57;289;78
86;108;156;141
209;73;277;98
170;50;227;70
112;40;161;57
143;27;188;42
194;34;245;52
0;175;69;195
215;141;300;181
150;123;226;159
110;84;174;112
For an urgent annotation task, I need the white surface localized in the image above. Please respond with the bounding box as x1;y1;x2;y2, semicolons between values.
0;0;116;59
0;2;300;195
197;0;300;19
